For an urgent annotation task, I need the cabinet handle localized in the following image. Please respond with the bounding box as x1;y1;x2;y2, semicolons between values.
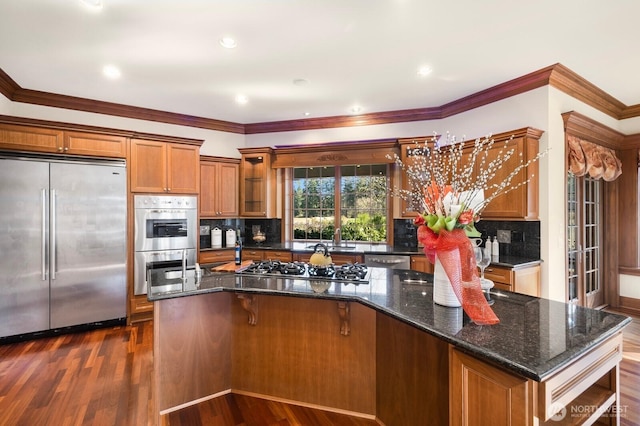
167;188;171;192
63;147;68;151
57;146;63;152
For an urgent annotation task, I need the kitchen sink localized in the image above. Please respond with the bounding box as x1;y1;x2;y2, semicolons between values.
330;244;357;250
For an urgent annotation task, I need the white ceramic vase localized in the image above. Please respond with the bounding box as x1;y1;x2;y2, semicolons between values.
433;252;462;307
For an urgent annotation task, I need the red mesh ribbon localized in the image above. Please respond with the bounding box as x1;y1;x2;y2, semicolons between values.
418;226;500;325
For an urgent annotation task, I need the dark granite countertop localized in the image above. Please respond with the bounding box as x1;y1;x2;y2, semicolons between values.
148;268;630;382
202;242;541;268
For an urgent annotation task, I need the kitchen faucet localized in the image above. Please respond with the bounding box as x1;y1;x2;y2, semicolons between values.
333;228;341;245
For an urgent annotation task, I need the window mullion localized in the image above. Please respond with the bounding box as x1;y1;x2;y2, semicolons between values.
335;166;341;234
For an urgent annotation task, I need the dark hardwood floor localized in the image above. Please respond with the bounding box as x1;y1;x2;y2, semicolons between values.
0;311;637;426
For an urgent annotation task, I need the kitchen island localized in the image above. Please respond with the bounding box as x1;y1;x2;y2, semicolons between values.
149;267;630;425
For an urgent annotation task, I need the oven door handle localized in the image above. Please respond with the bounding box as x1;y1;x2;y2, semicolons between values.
148;209;190;214
147;250;192;257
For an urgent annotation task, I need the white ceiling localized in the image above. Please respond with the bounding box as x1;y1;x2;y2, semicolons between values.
1;0;639;125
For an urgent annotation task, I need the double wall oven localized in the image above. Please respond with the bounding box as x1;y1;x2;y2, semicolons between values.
134;195;197;295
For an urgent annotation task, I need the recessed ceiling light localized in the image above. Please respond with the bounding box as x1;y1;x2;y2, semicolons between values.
219;37;237;49
102;65;121;79
351;105;362;114
235;94;248;105
293;78;308;86
80;0;102;10
417;66;432;77
304;112;311;116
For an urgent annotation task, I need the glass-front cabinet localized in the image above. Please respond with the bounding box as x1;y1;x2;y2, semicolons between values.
238;147;276;217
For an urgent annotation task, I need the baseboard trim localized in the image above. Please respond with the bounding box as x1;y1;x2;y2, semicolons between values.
617;296;640;316
159;389;232;416
231;389;378;421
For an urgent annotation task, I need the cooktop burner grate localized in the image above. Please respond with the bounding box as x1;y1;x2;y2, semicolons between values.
238;260;369;284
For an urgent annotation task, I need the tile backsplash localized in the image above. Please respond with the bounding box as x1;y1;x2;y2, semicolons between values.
475;220;540;259
393;218;540;259
199;218;282;249
393;219;418;249
199;218;241;249
242;219;281;247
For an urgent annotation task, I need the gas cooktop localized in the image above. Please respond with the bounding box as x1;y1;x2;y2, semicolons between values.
237;260;370;284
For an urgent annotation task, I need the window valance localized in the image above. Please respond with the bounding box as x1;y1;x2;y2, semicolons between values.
567;135;622;181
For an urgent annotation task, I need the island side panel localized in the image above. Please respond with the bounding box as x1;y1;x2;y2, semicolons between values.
231;295;376;416
154;292;232;414
376;312;450;425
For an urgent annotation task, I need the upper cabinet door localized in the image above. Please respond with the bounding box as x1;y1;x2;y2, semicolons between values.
0;123;64;153
479;134;540;220
167;144;199;194
64;131;127;158
200;158;239;218
239;148;276;217
217;162;239;216
130;139;167;193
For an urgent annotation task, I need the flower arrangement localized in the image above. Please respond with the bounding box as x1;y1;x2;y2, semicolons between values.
389;132;547;326
392;132;544;237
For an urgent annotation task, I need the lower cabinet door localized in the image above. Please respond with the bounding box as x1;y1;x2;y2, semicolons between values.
450;347;533;426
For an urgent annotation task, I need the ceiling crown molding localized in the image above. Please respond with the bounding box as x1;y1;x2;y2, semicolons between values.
0;71;245;134
1;64;639;135
562;111;625;149
0;68;19;99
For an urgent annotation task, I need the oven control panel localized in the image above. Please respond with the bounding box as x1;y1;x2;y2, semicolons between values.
134;195;197;209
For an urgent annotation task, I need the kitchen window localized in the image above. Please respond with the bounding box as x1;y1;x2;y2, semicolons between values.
292;164;388;242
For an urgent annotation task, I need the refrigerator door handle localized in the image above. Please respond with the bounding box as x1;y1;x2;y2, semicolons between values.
41;188;47;281
50;189;56;280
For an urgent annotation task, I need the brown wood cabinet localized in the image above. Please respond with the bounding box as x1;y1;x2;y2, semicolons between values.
293;252;363;265
479;129;542;220
200;156;239;218
238;148;276;217
153;291;624;425
243;249;292;262
396;138;425;218
0;124;127;158
450;332;623;426
63;131;127;158
130;138;199;194
484;264;541;297
450;347;532;426
397;128;543;220
410;255;434;273
199;249;235;264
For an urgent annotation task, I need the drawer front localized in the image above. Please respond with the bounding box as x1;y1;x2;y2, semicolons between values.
492;282;512;292
243;249;265;261
199;249;235;264
483;266;513;285
265;250;293;262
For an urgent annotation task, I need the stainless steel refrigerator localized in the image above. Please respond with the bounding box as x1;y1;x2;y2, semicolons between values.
0;155;127;338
